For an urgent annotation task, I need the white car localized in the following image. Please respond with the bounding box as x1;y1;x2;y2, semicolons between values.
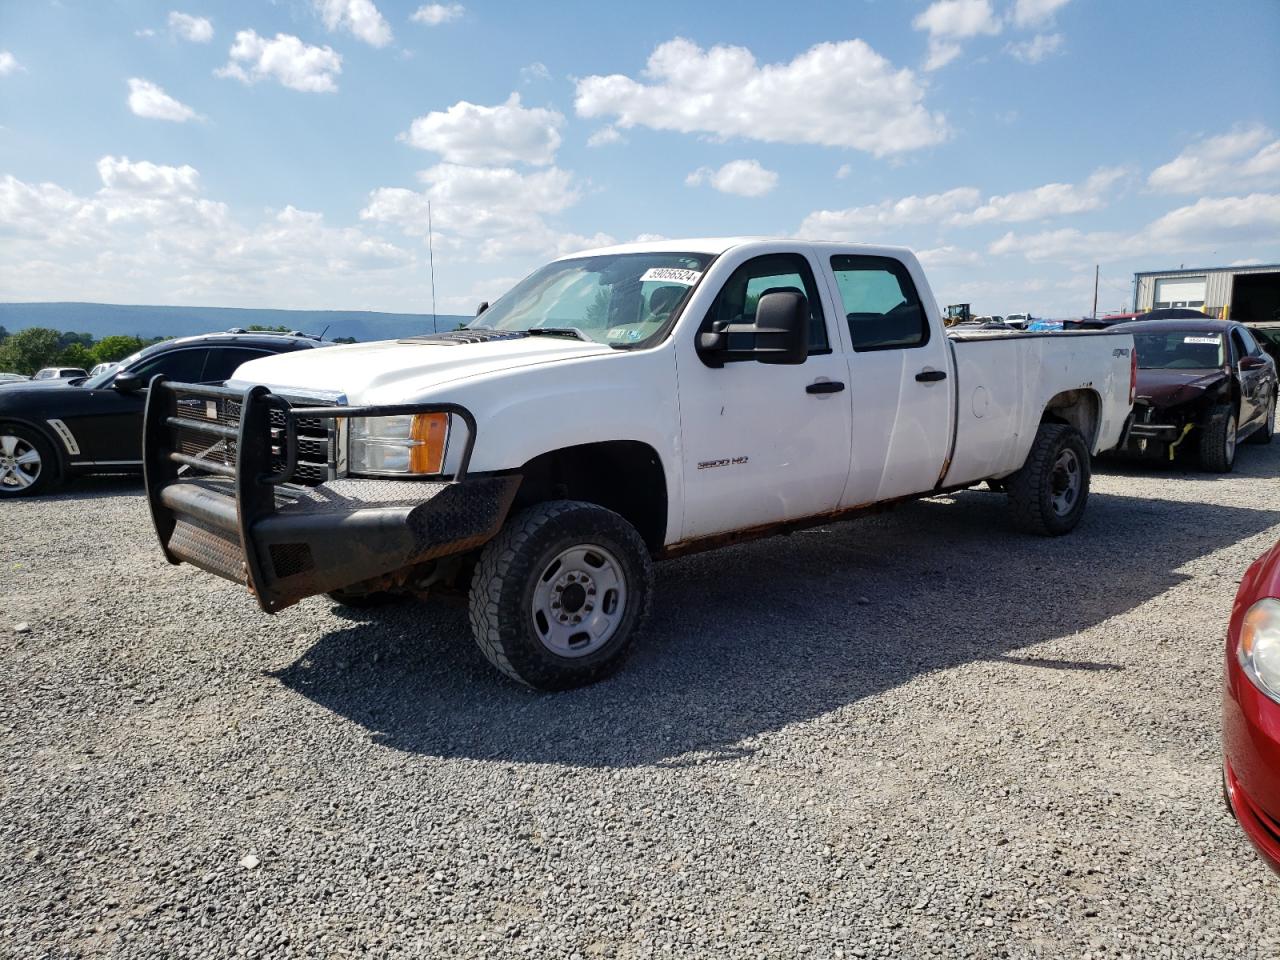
143;238;1136;688
32;366;88;381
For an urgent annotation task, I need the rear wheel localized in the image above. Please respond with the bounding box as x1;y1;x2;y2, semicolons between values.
1245;392;1275;445
468;500;653;690
0;424;57;498
1005;422;1090;536
1198;405;1237;472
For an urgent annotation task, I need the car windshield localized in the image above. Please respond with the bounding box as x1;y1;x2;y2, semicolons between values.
83;348;150;389
1133;331;1225;370
470;252;714;349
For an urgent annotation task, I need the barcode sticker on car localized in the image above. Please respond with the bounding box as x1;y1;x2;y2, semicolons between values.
640;267;702;285
1184;336;1219;344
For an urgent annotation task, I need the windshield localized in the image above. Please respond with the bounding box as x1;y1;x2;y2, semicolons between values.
471;252;714;348
1133;331;1225;370
83;348;150;388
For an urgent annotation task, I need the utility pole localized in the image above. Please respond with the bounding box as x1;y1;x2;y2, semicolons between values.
427;200;438;332
1092;264;1099;319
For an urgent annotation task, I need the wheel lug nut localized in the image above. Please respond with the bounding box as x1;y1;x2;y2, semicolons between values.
572;615;581;624
551;601;560;609
587;588;596;596
566;574;576;582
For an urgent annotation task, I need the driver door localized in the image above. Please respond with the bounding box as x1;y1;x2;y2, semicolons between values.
676;249;853;540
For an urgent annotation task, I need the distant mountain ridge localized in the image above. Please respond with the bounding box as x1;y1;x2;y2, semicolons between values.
0;302;470;342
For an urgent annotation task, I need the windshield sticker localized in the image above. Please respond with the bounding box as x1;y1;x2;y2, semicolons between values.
1184;336;1219;344
640;267;702;286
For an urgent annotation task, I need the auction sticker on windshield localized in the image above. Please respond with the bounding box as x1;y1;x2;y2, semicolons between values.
1185;336;1220;344
640;267;702;285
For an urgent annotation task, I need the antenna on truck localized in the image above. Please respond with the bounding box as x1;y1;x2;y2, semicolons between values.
428;200;438;333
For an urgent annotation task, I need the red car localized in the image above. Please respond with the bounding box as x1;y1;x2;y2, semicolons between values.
1224;537;1280;873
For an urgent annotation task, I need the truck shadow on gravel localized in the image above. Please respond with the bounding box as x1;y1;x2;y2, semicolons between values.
272;487;1280;768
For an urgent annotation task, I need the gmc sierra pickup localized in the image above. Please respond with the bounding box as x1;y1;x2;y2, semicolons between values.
142;239;1136;688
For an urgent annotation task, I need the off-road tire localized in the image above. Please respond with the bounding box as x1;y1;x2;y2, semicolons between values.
0;422;58;498
1005;422;1090;536
1198;405;1237;472
1245;392;1275;445
468;500;653;690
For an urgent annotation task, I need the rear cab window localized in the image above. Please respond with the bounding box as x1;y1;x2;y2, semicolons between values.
830;255;929;351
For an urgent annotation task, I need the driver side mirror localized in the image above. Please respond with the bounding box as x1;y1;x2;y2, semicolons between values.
697;290;809;367
113;371;143;393
1239;355;1267;371
476;301;489;317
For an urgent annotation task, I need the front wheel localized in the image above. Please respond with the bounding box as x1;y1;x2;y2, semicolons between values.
468;500;653;690
0;424;57;498
1005;423;1090;536
1198;405;1238;472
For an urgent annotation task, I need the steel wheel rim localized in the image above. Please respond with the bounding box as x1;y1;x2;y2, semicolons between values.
531;544;627;658
0;434;41;492
1050;447;1081;517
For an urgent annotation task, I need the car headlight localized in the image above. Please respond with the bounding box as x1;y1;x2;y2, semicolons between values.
1239;597;1280;702
348;413;449;476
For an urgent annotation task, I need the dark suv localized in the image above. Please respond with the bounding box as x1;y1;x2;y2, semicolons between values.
0;331;329;496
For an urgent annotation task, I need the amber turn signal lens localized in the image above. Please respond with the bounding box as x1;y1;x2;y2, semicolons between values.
408;413;449;474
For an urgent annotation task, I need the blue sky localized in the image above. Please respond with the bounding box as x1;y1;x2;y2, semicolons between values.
1;0;1278;317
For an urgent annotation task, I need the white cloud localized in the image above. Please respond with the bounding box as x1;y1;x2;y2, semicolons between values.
798;187;981;238
216;31;342;93
96;156;201;196
686;159;778;197
913;0;1001;71
520;61;550;83
1006;32;1063;63
136;28;157;39
1148;125;1280;194
168;12;213;43
799;168;1124;238
0;51;23;76
127;78;200;123
0;158;416;308
586;125;624;148
314;0;393;47
574;36;947;157
1012;0;1071;28
958;167;1125;224
835;164;853;180
989;193;1280;263
916;245;981;268
362;163;581;259
401;93;563;167
410;3;464;25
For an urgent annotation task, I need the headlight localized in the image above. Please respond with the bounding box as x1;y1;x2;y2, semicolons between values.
1239;597;1280;702
348;413;449;476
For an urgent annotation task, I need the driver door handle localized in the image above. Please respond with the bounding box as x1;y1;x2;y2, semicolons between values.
806;380;845;395
915;369;947;382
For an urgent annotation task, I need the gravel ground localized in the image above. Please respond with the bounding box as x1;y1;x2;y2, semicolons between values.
3;441;1280;959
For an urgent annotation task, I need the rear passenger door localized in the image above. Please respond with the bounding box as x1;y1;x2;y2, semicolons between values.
825;254;952;506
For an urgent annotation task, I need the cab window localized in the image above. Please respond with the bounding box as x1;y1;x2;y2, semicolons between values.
703;253;829;357
201;348;273;383
830;255;929;351
131;348;208;383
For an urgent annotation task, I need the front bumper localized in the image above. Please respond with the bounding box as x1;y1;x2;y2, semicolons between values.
1224;656;1280;875
142;379;518;612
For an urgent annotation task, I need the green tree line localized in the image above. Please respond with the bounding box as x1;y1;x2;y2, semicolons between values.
0;326;166;377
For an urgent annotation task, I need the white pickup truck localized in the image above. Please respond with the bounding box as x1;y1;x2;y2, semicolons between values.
142;239;1136;688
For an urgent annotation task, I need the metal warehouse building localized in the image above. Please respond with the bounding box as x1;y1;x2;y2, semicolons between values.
1133;263;1280;323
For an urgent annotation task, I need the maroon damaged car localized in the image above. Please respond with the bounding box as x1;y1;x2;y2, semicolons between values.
1113;319;1277;472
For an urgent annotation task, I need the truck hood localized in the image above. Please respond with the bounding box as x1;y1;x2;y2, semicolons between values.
228;334;615;401
1135;368;1228;409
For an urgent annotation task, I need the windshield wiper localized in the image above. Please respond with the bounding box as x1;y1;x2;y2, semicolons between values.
526;327;591;342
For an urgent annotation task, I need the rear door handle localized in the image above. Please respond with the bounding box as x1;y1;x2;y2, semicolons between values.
806;380;845;395
915;369;947;382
